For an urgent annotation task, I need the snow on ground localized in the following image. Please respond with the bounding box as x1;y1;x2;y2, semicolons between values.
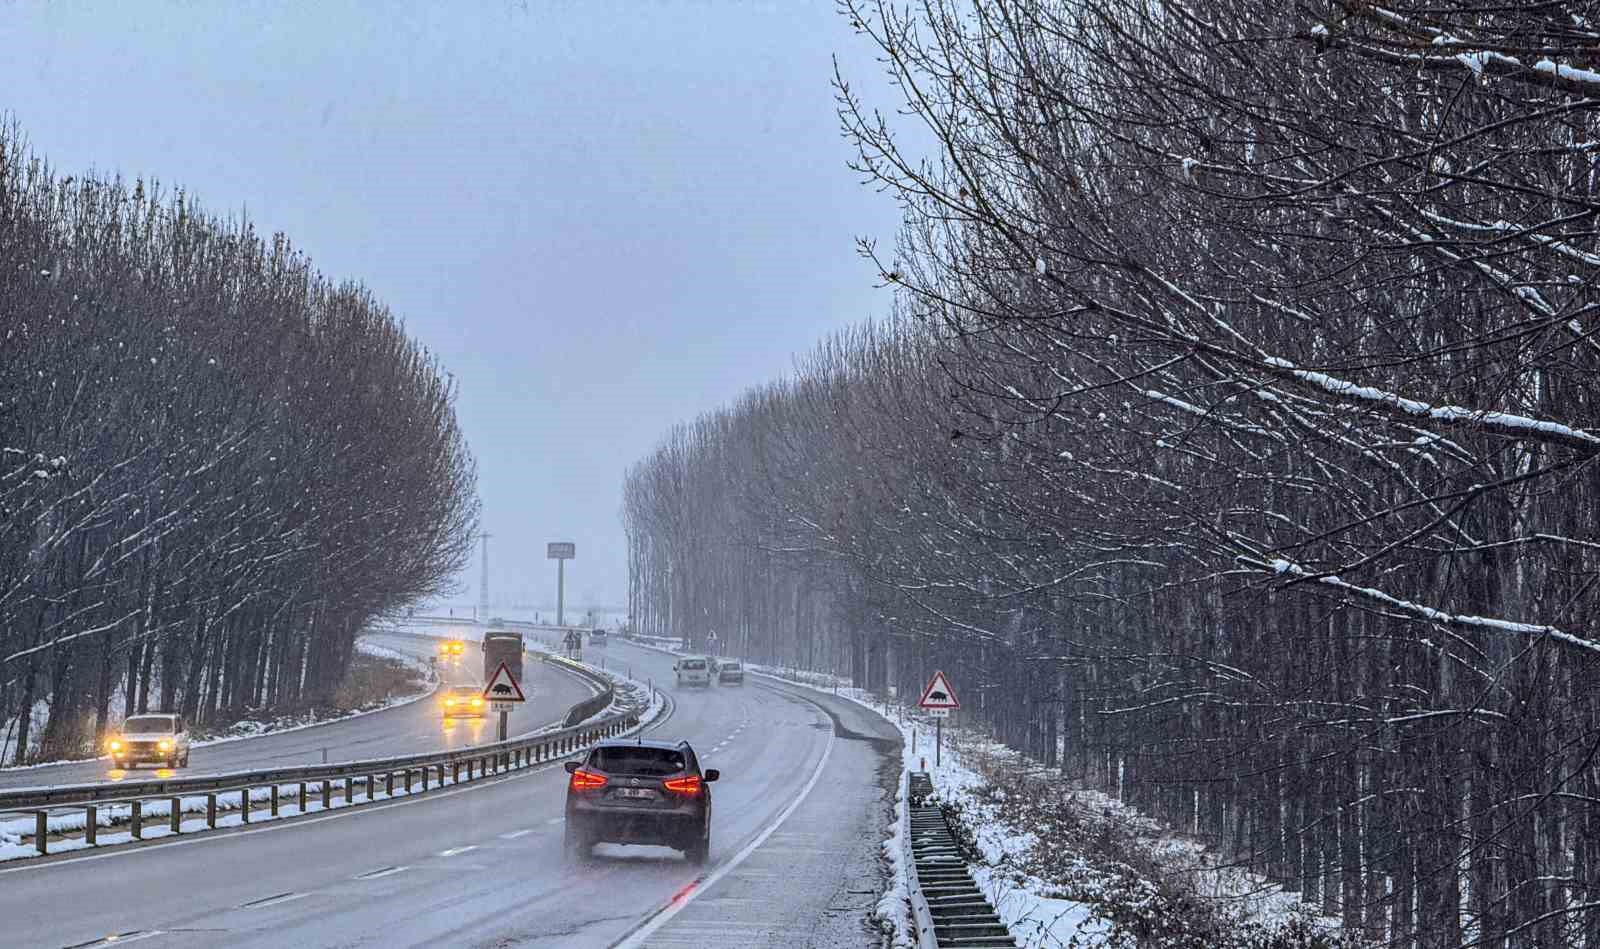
747;662;1348;949
0;634;439;773
193;637;439;749
0;700;54;771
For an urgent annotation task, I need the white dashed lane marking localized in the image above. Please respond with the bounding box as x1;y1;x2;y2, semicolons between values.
239;891;308;909
502;828;538;838
354;866;409;880
437;845;478;857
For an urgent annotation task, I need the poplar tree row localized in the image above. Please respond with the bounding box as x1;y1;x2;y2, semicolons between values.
625;3;1600;946
0;125;478;762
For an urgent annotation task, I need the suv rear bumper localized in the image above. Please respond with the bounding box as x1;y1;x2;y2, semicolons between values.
567;808;704;847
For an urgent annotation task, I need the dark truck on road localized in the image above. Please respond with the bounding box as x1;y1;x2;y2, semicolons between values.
483;630;524;684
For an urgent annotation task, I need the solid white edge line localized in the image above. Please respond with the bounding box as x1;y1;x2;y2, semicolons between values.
610;720;837;949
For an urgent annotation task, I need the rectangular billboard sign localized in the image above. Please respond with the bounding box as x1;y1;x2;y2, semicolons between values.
547;542;575;559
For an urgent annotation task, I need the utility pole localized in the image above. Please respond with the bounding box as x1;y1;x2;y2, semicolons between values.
478;531;492;622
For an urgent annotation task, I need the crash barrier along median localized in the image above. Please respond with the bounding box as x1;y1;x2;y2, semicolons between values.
1;671;638;859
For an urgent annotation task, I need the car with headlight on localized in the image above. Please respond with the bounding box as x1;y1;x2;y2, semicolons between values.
439;639;467;658
564;738;719;864
106;713;191;769
440;684;487;718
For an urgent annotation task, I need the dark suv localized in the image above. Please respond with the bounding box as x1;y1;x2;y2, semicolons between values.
564;738;720;864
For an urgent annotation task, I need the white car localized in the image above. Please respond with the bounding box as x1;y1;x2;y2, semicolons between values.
107;713;192;769
674;656;712;688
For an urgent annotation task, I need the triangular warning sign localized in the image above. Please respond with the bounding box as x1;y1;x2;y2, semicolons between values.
482;661;526;703
918;670;960;710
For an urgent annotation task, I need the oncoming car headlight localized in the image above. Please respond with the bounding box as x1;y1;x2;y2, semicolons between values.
158;739;173;751
108;739;122;751
471;697;483;707
445;698;457;707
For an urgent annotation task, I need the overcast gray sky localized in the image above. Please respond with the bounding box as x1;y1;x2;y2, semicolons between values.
1;1;905;610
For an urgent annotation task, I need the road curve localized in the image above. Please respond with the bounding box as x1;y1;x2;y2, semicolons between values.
0;639;897;948
0;630;593;792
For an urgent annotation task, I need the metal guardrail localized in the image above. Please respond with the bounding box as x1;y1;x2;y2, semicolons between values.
1;656;641;859
905;771;1014;948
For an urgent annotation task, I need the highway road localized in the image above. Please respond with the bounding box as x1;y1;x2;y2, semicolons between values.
0;638;901;948
0;630;594;792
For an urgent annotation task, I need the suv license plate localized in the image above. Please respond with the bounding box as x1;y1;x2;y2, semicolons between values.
616;788;656;800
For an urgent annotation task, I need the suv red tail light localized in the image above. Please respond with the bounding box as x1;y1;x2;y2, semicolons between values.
662;775;702;796
570;769;608;791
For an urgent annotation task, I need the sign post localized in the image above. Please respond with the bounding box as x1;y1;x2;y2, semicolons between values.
547;542;576;627
482;661;527;742
917;670;961;767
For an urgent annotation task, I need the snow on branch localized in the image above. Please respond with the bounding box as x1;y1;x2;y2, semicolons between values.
1250;555;1600;659
1261;357;1600;452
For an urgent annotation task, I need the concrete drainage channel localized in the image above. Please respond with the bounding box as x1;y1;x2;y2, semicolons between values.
906;772;1015;948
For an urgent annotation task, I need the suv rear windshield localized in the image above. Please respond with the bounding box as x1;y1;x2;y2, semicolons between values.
721;661;742;670
589;746;689;776
680;660;706;670
123;716;175;734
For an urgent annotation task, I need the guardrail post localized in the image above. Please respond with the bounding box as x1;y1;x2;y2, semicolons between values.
34;811;47;855
170;797;181;834
299;782;309;813
132;800;144;839
206;794;217;830
322;780;332;809
366;774;375;800
421;767;430;791
83;805;97;846
241;788;251;824
406;769;415;793
271;784;280;817
387;772;395;796
343;777;353;805
437;764;446;786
